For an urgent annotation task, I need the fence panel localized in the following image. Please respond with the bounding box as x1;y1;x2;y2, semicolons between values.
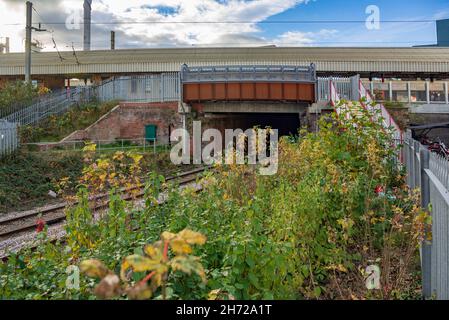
1;73;181;127
317;76;358;102
0;120;19;157
2;89;85;126
404;137;449;299
0;88;67;119
96;73;180;103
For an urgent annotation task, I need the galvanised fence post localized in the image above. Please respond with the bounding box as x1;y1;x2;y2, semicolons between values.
420;146;432;298
406;140;412;187
414;140;421;189
409;141;416;189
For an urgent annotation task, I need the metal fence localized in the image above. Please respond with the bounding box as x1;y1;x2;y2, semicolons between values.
361;80;449;104
3;72;358;129
317;76;360;102
181;64;317;84
96;73;180;103
23;138;165;155
1;88;89;126
404;134;449;300
0;88;67;119
0;120;19;157
0;73;180;127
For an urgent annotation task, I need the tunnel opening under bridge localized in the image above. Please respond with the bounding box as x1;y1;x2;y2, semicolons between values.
199;112;303;139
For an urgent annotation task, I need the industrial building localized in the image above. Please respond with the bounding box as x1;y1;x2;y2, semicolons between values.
1;46;449;89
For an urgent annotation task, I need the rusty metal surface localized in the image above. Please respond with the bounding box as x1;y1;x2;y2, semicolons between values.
183;82;315;103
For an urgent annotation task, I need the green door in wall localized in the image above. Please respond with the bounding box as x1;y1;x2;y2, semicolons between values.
145;124;157;142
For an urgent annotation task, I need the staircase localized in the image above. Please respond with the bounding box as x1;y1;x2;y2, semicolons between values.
327;77;404;160
329;78;403;135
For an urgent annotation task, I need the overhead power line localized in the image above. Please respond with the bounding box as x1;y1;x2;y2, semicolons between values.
32;6;45;23
16;5;444;52
2;19;440;26
52;36;65;62
71;42;81;65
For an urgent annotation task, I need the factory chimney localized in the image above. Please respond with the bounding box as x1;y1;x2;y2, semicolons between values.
83;0;92;51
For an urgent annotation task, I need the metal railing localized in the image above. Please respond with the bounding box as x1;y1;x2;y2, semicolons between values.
96;73;180;103
362;80;449;105
321;76;404;147
181;64;317;84
322;79;449;105
317;76;360;102
22;138;169;155
359;80;404;144
404;135;449;300
1;88;89;126
0;120;19;157
0;73;180;127
0;88;67;119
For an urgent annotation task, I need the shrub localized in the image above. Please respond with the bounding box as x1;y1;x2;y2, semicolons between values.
0;81;39;112
0;101;427;300
0;151;84;212
19;101;118;143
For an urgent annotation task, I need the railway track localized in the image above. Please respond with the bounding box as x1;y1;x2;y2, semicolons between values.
0;166;209;242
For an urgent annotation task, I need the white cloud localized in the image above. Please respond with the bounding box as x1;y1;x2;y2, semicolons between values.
274;29;338;46
0;1;24;52
2;0;326;51
92;0;309;46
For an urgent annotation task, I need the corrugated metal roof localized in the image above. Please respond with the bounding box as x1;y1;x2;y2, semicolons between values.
1;47;449;75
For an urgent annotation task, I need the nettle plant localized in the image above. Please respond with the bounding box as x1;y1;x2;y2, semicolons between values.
80;229;207;300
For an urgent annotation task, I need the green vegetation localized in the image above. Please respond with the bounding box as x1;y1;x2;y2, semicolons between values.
0;149;187;213
0;103;427;300
80;229;207;300
0;151;84;213
19;101;119;143
383;101;406;109
0;81;40;113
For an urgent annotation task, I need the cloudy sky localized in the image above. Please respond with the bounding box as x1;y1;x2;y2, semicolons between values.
0;0;448;52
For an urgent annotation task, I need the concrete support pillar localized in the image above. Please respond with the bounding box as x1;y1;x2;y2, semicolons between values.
426;81;430;104
370;81;374;96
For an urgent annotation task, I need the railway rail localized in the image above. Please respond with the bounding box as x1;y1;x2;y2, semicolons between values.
0;166;210;258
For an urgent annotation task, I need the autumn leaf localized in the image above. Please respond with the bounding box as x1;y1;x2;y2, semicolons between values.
177;229;207;245
82;143;97;152
171;239;193;255
150;272;164;290
130;153;143;164
170;255;207;283
144;244;163;260
120;255;164;281
208;289;221;300
80;259;110;279
161;231;177;242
